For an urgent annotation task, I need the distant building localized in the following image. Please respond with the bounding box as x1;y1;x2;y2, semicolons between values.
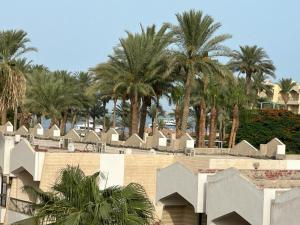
259;81;300;114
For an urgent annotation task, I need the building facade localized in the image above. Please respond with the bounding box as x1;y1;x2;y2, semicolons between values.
0;126;300;225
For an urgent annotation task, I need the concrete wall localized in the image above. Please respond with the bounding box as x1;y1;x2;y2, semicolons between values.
230;140;261;157
6;210;30;225
156;163;199;212
124;134;145;148
271;188;300;225
206;168;264;225
9;139;45;181
64;129;81;142
0;134;14;175
83;131;101;143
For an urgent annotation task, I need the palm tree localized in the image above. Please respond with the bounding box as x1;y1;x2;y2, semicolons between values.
252;72;274;100
116;101;131;139
93;24;173;136
147;104;165;133
0;30;37;124
172;10;231;134
25;71;80;131
12;58;32;129
170;84;184;138
278;78;296;109
227;78;248;148
24;166;154;225
228;45;275;96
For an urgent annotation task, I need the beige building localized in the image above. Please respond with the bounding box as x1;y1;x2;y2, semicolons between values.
0;124;300;225
260;81;300;114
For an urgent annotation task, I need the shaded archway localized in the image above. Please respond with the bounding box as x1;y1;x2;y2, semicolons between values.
212;212;250;225
160;193;203;225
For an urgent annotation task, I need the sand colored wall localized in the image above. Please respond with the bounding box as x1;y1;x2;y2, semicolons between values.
123;155;174;201
39;152;100;191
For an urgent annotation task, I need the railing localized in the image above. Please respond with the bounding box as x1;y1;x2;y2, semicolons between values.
8;198;34;215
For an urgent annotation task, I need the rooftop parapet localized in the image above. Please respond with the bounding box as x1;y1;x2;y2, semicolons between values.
45;124;60;139
15;125;29;136
0;121;14;134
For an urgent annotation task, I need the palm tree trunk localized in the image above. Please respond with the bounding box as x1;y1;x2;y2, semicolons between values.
228;104;238;148
60;112;68;135
180;70;193;134
85;114;89;131
245;72;252;96
232;115;239;146
194;105;200;146
198;98;206;147
175;102;181;138
14;107;18;131
1;107;7;125
92;115;96;130
112;97;117;128
208;104;217;148
71;113;77;128
130;94;139;135
139;96;150;138
102;102;106;132
50;117;58;128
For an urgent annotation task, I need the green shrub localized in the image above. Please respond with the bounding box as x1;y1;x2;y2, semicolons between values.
237;109;300;153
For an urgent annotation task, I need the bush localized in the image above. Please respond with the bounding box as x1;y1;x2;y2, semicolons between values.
237;109;300;153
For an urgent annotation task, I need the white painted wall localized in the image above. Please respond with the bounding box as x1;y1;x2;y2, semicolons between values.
0;134;14;175
206;169;263;225
286;160;300;169
262;188;278;225
6;209;30;225
156;163;202;212
99;154;124;190
10;139;45;181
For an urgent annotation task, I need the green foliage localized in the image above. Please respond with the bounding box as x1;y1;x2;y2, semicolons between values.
237;109;300;153
24;166;155;225
0;29;36;110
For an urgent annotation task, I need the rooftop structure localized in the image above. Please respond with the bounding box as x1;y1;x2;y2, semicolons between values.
0;122;299;225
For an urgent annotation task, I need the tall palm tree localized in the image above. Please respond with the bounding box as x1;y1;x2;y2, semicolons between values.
278;78;296;109
170;84;184;138
227;77;248;148
228;45;275;96
0;30;37;124
25;71;80;130
12;58;32;129
93;24;174;136
147;104;165;133
172;10;231;134
24;166;154;225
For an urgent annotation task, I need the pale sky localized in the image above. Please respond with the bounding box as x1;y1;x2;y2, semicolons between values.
1;0;300;82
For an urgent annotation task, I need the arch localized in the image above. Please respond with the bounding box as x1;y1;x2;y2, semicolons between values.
212;211;250;225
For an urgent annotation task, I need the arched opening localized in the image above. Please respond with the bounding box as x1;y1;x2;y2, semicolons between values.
212;212;250;225
290;90;299;102
9;168;39;203
160;193;206;225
